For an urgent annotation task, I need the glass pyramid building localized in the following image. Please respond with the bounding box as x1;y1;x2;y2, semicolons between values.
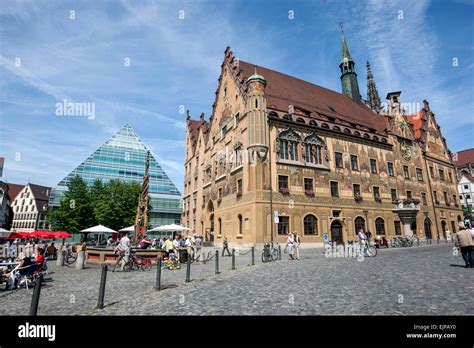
49;124;182;228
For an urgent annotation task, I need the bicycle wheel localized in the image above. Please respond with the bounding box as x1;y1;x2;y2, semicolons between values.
140;258;152;271
261;252;268;263
271;249;279;261
122;263;131;272
129;258;138;271
365;246;377;257
66;253;76;265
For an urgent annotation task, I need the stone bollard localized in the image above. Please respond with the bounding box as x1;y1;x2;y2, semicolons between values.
231;249;236;270
97;264;108;309
154;257;162;291
75;250;85;270
215;250;220;274
251;246;255;266
29;274;43;316
56;246;65;267
185;257;191;283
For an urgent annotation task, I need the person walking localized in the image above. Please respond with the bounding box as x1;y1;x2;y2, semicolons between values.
456;221;474;268
185;236;194;261
222;236;231;257
287;233;295;260
293;232;301;260
194;235;203;261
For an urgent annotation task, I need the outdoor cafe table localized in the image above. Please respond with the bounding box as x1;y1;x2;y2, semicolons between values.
0;262;19;272
0;262;19;268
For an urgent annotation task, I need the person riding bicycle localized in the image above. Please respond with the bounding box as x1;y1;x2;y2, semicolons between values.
113;232;131;271
358;229;367;251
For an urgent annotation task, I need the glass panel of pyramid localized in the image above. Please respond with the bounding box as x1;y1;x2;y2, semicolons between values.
49;124;182;228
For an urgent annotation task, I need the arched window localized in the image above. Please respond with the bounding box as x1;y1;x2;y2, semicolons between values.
375;217;386;235
309;120;317;126
304;215;318;235
278;128;301;161
333;126;341;132
373;136;379;141
238;214;243;235
218;217;222;235
304;133;324;165
354;217;366;234
296;118;305;123
255;99;258;108
344;128;351;134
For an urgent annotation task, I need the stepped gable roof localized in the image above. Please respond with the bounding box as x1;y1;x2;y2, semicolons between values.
237;60;388;134
406;109;427;140
187;119;210;151
453;148;474;167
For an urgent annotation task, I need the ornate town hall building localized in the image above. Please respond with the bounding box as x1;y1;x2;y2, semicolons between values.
183;33;462;245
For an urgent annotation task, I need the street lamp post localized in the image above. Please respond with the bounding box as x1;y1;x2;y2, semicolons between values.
363;209;370;246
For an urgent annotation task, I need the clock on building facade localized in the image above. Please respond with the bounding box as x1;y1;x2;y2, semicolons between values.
400;142;412;160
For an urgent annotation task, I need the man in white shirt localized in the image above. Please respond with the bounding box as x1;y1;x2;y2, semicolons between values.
185;236;194;261
113;233;130;271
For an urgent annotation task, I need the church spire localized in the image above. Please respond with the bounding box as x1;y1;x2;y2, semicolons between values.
366;61;382;114
339;27;362;104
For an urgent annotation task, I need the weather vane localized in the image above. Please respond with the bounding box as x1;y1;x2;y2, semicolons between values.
339;21;344;33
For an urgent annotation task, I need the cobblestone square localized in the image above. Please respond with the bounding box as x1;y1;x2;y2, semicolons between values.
0;243;472;316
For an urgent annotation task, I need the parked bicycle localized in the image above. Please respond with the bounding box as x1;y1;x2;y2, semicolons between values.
390;236;416;248
261;242;279;262
65;249;77;265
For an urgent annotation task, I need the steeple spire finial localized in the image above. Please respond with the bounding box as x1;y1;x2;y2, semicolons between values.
366;61;382;114
339;28;361;104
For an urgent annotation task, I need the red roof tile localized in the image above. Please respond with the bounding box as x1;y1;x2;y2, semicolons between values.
454;148;474;167
406;109;426;139
6;183;24;201
238;60;388;134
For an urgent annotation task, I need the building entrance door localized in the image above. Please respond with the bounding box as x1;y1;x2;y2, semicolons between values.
441;220;447;239
330;220;344;245
209;213;214;242
424;218;432;240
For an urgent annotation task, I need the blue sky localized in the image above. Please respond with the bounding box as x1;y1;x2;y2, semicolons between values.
1;0;473;193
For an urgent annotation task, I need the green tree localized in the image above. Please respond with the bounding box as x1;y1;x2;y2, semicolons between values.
47;175;96;234
93;180;141;231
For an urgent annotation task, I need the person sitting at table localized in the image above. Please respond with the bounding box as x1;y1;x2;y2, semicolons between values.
35;248;45;264
4;253;34;289
139;235;152;249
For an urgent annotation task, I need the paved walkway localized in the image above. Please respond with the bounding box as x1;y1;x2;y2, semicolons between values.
0;243;471;315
